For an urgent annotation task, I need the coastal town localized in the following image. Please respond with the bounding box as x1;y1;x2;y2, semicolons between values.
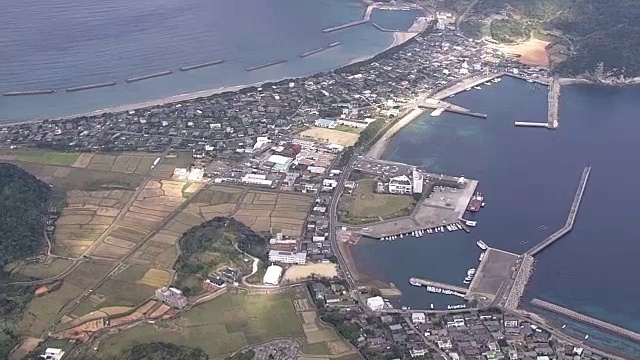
0;6;634;360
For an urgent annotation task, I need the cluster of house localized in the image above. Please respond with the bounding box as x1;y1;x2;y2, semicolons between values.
0;24;546;157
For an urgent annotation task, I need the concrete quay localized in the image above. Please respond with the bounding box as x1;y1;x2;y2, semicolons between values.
409;277;468;295
514;121;548;128
530;298;640;343
547;76;560;129
526;166;591;256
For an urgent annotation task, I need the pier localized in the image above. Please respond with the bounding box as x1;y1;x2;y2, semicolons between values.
418;104;487;119
548;76;560;129
514;121;548;128
66;82;117;92
321;4;373;33
410;277;468;295
125;70;173;83
3;89;55;96
526;166;591;256
245;60;287;72
530;298;640;343
179;60;225;72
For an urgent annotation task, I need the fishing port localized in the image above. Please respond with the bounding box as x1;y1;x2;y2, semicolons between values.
245;60;287;72
2;89;55;96
66;82;117;92
179;60;225;71
299;42;341;58
526;166;591;256
530;298;640;343
125;70;173;83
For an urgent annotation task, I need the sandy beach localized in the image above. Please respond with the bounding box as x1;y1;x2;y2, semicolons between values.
367;107;425;158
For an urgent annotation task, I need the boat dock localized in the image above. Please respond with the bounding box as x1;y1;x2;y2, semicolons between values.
410;277;468;295
125;70;173;83
66;82;117;92
245;60;287;72
530;298;640;343
418;103;487;119
548;76;560;129
179;60;225;72
514;121;548;128
526;166;591;256
321;4;373;33
3;89;55;96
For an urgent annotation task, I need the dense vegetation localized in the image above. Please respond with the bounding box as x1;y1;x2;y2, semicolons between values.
120;342;209;360
462;0;640;77
489;18;530;43
0;163;51;268
174;217;267;292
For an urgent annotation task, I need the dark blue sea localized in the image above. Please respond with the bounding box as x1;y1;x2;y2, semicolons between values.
353;76;640;357
0;0;419;122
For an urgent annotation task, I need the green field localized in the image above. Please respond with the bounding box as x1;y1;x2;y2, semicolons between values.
95;292;305;358
162;151;194;167
13;150;80;166
334;124;364;134
340;178;415;224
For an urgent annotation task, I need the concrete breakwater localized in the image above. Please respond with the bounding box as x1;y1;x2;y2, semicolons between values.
66;82;117;92
125;71;173;83
179;60;225;72
526;166;591;256
372;23;398;32
530;298;640;343
3;89;55;96
321;4;373;33
245;60;287;72
299;42;341;58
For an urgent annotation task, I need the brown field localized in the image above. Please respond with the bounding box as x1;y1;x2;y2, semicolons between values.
137;268;172;288
18;262;112;337
233;191;312;236
6;258;74;279
87;180;189;261
282;263;338;283
8;337;42;360
53;189;134;258
299;127;359;146
71;153;95;168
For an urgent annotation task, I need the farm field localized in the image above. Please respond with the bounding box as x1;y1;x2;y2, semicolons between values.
53;189;135;258
72;265;163;317
0;150;80;166
94;291;305;358
291;287;352;357
128;185;244;269
299;127;359;146
75;153;160;175
233;190;313;237
11;163;145;191
18;262;112;337
5;258;74;280
87;180;195;262
339;178;415;224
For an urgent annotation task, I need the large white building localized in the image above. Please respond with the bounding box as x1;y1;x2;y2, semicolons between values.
388;168;424;194
241;173;273;187
269;250;307;264
40;348;65;360
366;296;385;311
263;265;283;285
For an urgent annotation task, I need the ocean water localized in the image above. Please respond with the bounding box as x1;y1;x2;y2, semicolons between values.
0;0;418;122
352;77;640;357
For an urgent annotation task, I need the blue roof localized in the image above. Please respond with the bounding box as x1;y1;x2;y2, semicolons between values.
316;119;335;126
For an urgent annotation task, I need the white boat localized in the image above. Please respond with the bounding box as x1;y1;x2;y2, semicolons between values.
562;324;566;329
409;278;421;286
479;252;485;261
463;279;471;284
465;220;477;227
456;223;462;230
584;334;589;340
440;226;445;232
430;303;434;309
427;229;432;234
483;82;491;85
527;79;534;83
467;268;476;276
473;86;481;90
477;240;488;250
465;87;472;91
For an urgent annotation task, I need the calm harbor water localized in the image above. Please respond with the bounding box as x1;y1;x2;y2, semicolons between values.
352;76;640;357
0;0;419;122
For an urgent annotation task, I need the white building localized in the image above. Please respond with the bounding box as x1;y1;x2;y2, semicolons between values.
263;265;283;285
315;118;337;128
366;296;385;311
335;119;370;128
269;250;307;264
411;312;426;324
40;348;65;360
322;178;338;189
241;173;273;187
410;349;428;358
388;175;413;194
412;168;423;194
253;136;271;150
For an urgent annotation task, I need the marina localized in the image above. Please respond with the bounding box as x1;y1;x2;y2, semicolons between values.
409;277;468;297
